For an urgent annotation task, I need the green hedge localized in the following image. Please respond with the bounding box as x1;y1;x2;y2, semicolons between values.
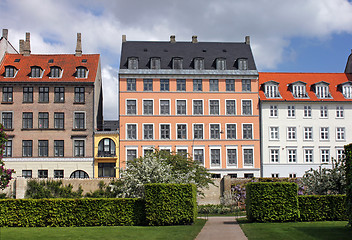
345;144;352;227
298;195;347;221
0;198;145;227
144;183;197;226
246;182;299;222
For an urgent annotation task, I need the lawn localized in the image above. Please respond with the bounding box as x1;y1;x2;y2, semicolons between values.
238;218;352;240
0;219;206;240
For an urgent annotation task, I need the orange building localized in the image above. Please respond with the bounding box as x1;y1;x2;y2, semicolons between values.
119;35;260;178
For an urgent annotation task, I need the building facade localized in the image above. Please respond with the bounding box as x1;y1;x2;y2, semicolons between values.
119;35;260;178
259;72;352;177
0;32;103;178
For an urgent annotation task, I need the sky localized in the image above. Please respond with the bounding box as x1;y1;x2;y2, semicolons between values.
2;0;352;119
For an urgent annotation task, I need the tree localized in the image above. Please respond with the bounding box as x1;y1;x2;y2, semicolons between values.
0;124;15;190
113;149;214;198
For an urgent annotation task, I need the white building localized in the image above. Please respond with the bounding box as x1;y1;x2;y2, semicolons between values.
260;72;352;177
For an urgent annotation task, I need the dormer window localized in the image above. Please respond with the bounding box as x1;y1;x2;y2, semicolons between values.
76;67;87;78
341;82;352;99
194;58;204;70
50;66;62;78
172;57;183;69
264;81;280;98
291;82;308;98
238;58;248;70
31;66;42;78
216;58;226;70
128;57;138;69
5;66;16;77
314;82;331;99
150;57;161;69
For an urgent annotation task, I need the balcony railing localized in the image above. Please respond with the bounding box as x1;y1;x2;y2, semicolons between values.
97;151;116;157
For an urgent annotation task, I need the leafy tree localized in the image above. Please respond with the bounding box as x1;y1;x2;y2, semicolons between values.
0;124;15;190
25;180;83;199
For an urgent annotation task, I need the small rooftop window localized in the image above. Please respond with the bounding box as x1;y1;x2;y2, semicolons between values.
150;57;161;69
291;82;308;98
172;57;183;69
5;66;16;77
76;66;88;78
194;57;204;70
314;82;331;99
14;59;20;62
264;81;281;98
340;82;352;99
82;59;87;63
216;58;226;70
30;66;42;78
50;66;62;78
48;59;54;63
238;58;248;70
128;57;138;70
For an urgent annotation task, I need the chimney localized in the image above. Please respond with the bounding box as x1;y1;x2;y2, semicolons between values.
19;39;24;54
23;32;31;56
170;35;176;43
192;35;198;43
245;36;250;45
75;33;82;57
2;29;8;40
122;35;126;42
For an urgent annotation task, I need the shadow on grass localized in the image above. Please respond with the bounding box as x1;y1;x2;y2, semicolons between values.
292;222;352;240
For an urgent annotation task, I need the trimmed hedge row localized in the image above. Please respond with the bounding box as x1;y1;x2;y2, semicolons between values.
145;183;197;226
345;144;352;227
298;195;347;221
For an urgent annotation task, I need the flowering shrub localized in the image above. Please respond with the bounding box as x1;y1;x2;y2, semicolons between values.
0;124;15;190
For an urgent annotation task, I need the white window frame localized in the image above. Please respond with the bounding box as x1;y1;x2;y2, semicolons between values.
176;123;188;140
336;127;346;141
209;99;220;115
287;148;297;163
142;99;154;115
193;123;204;140
176;146;188;155
287;105;295;118
125;99;137;115
242;146;254;167
125;146;138;161
143;145;154;156
226;145;238;168
73;139;86;157
225;99;236;115
209;146;222;168
287;127;296;140
320;148;330;163
159;123;171;140
126;123;138;140
265;84;280;98
320;106;328;118
209;123;221;140
242;123;253;140
304;105;312;118
320;127;329;141
269;105;278;118
269;148;280;163
336;148;345;160
226;123;237;140
269;126;279;140
176;99;187;115
192;99;204;115
303;127;313;141
193;146;205;167
142;123;154;140
336;106;344;118
159;99;171;115
304;148;314;163
241;99;253;115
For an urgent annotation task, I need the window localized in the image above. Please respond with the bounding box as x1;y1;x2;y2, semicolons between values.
238;59;248;70
321;149;330;163
292;84;307;98
336;106;344;118
127;79;136;91
31;66;42;78
288;149;297;162
320;106;328;118
320;127;329;140
160;124;170;139
98;163;116;177
127;149;137;161
289;173;297;178
209;100;219;115
270;105;278;117
342;84;352;98
98;138;116;157
143;79;153;91
5;66;15;77
270;149;279;162
2;112;13;129
304;127;313;140
242;79;251;92
76;67;87;78
70;170;89;178
39;87;49;102
211;149;221;167
126;100;137;115
287;127;296;140
160;100;170;115
150;57;160;69
54;170;64;178
4;140;12;157
272;173;279;178
22;170;32;178
227;149;237;166
304;149;313;162
22;140;32;157
193;79;202;91
177;149;188;156
22;112;33;129
242;100;252;115
143;124;154;140
176;100;186;115
177;124;187;139
172;58;183;69
265;84;280;98
74;140;85;157
226;80;235;92
144;148;153;156
38;170;48;178
74;87;85;103
194;149;204;164
38;140;48;157
193;100;203;115
216;58;226;70
210;124;220;139
304;106;312;118
54;140;64;157
243;149;254;166
269;127;279;140
244;173;254;178
287;106;295;117
177;79;186;91
2;87;13;102
143;100;153;115
226;124;236;139
50;67;61;78
226;100;236;115
193;58;204;70
193;124;203;139
315;84;330;98
126;124;137;139
160;79;169;91
337;149;345;160
54;113;64;129
209;79;219;91
336;127;345;140
74;112;85;129
242;124;253;139
23;87;33;103
128;57;138;69
54;87;65;102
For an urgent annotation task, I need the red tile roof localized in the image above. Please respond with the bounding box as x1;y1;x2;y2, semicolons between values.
0;53;100;83
259;72;352;102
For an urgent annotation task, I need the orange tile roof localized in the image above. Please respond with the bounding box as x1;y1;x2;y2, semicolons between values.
259;72;352;102
0;53;100;83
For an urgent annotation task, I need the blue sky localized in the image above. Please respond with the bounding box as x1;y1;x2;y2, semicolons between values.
2;0;352;119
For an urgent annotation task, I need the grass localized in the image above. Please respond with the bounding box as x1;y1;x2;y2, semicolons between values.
238;218;352;240
0;219;206;240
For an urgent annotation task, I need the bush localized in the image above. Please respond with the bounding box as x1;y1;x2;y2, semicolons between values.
298;195;347;221
144;183;197;226
25;180;83;199
246;182;299;222
345;143;352;227
197;204;240;215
